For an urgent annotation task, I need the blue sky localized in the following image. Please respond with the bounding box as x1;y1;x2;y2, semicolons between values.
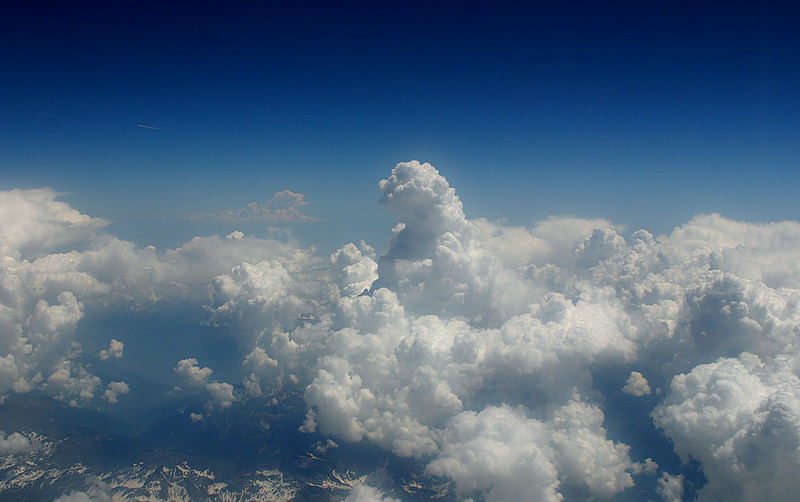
2;1;799;252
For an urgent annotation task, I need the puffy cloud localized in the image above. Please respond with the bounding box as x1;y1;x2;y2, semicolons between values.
0;186;320;407
427;405;562;502
206;381;236;409
657;472;684;502
44;359;102;407
423;400;637;500
623;371;651;396
548;399;638;497
0;188;108;260
102;381;129;404
642;458;659;474
428;401;639;501
344;484;401;502
209;254;329;350
473;215;615;269
300;162;800;499
0;431;30;454
192;190;317;223
53;483;112;502
208;163;650;499
667;213;800;289
0;274;93;399
379;161;471;257
330;241;378;297
98;338;123;360
174;358;213;387
654;354;800;501
376;162;506;322
174;358;236;408
6;162;800;500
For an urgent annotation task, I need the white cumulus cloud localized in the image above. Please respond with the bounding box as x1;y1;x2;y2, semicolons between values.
0;431;31;454
102;380;129;404
98;339;123;360
344;484;401;502
174;358;213;387
623;371;651;396
4;161;800;501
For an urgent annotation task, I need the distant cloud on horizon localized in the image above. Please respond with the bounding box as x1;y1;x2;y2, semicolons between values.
190;190;320;223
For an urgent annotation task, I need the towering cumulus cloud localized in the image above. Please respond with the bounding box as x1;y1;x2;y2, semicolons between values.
4;162;800;501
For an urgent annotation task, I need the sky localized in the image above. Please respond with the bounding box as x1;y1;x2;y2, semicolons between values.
2;2;800;501
2;1;799;252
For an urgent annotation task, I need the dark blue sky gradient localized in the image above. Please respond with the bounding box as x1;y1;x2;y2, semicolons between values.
2;1;799;250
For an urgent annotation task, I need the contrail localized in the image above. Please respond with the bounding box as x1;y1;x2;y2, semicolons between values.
136;123;161;130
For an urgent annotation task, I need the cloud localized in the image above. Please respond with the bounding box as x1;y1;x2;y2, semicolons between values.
174;358;237;408
193;190;318;223
425;400;637;500
330;241;378;297
300;162;800;499
102;381;129;404
548;399;639;497
195;162;642;499
4;161;800;500
205;381;236;409
0;188;108;260
657;472;684;502
53;483;112;502
0;431;30;454
623;371;651;396
653;354;800;501
98;339;123;360
0;186;322;408
174;358;213;387
44;360;102;407
344;484;401;502
427;405;561;501
135;123;160;130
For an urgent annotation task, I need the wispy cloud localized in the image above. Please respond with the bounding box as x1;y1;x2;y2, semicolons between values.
136;123;161;130
191;190;319;223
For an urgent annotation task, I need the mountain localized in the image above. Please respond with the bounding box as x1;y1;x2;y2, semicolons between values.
0;393;453;501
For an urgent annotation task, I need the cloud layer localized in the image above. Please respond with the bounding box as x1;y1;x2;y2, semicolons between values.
4;162;800;501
